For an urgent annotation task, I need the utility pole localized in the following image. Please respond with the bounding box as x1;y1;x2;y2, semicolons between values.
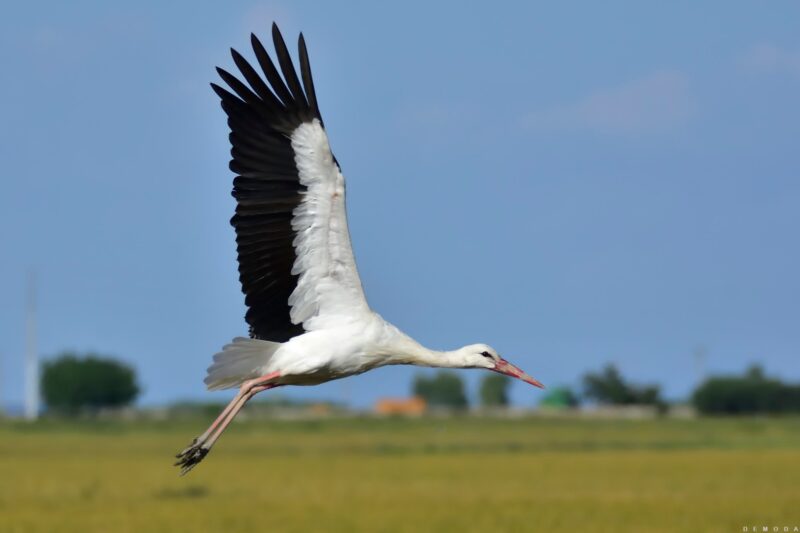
24;271;39;421
693;344;707;386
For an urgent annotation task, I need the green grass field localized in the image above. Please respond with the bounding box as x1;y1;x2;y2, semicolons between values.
1;416;798;532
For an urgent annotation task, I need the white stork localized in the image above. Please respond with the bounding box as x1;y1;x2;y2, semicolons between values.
176;23;544;475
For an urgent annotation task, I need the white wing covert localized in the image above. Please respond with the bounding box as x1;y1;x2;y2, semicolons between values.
289;122;369;329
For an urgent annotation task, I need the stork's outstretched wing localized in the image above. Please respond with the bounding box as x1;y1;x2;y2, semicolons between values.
212;23;369;341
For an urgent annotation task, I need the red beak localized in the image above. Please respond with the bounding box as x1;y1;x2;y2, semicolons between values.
492;359;545;389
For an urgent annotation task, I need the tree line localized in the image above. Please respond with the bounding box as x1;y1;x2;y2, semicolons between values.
412;363;800;414
37;351;800;415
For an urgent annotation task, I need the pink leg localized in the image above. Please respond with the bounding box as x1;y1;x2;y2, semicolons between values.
177;371;280;454
201;384;272;450
205;371;282;440
175;371;281;475
192;391;246;444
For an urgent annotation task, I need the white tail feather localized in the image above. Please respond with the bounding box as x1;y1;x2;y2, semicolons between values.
204;337;281;391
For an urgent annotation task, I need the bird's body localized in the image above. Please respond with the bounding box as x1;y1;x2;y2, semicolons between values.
222;315;406;387
211;315;505;388
175;23;542;475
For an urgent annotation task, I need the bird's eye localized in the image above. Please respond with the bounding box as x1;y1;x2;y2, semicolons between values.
481;351;492;358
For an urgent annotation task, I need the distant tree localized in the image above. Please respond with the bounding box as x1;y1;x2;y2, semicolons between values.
479;374;510;407
692;364;800;415
42;353;140;414
745;364;765;380
582;364;663;407
539;386;580;409
413;371;468;409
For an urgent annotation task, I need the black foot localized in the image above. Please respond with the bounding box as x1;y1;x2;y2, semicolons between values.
174;440;210;476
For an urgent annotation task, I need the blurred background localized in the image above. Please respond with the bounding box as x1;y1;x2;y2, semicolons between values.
1;1;799;532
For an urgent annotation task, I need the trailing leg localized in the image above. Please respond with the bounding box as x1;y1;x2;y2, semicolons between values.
174;371;281;475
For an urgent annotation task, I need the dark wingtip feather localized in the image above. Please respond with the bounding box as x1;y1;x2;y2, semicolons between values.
229;47;246;69
251;32;265;52
215;66;238;88
271;23;286;53
210;82;228;99
230;46;283;110
216;66;263;105
251;29;295;108
297;32;322;123
271;22;308;109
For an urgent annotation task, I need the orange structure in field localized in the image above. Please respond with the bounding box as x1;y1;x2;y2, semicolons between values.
374;397;427;416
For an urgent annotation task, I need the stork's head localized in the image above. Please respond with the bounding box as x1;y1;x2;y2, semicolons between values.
458;344;544;388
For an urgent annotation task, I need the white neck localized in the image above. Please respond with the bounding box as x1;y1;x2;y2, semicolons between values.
382;329;470;369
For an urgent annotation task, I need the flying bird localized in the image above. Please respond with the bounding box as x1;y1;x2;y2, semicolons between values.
176;23;544;475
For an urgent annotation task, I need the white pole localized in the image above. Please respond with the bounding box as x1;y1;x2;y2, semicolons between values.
693;345;707;386
24;271;39;421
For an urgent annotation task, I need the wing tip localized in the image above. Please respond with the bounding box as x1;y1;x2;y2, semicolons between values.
210;81;230;100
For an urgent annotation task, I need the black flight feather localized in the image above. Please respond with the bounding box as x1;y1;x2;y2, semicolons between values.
213;23;326;342
271;23;309;110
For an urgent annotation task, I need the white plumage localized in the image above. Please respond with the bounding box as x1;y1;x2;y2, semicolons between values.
288;120;368;328
176;24;543;475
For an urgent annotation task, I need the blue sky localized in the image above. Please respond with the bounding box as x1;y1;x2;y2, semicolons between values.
1;1;799;408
